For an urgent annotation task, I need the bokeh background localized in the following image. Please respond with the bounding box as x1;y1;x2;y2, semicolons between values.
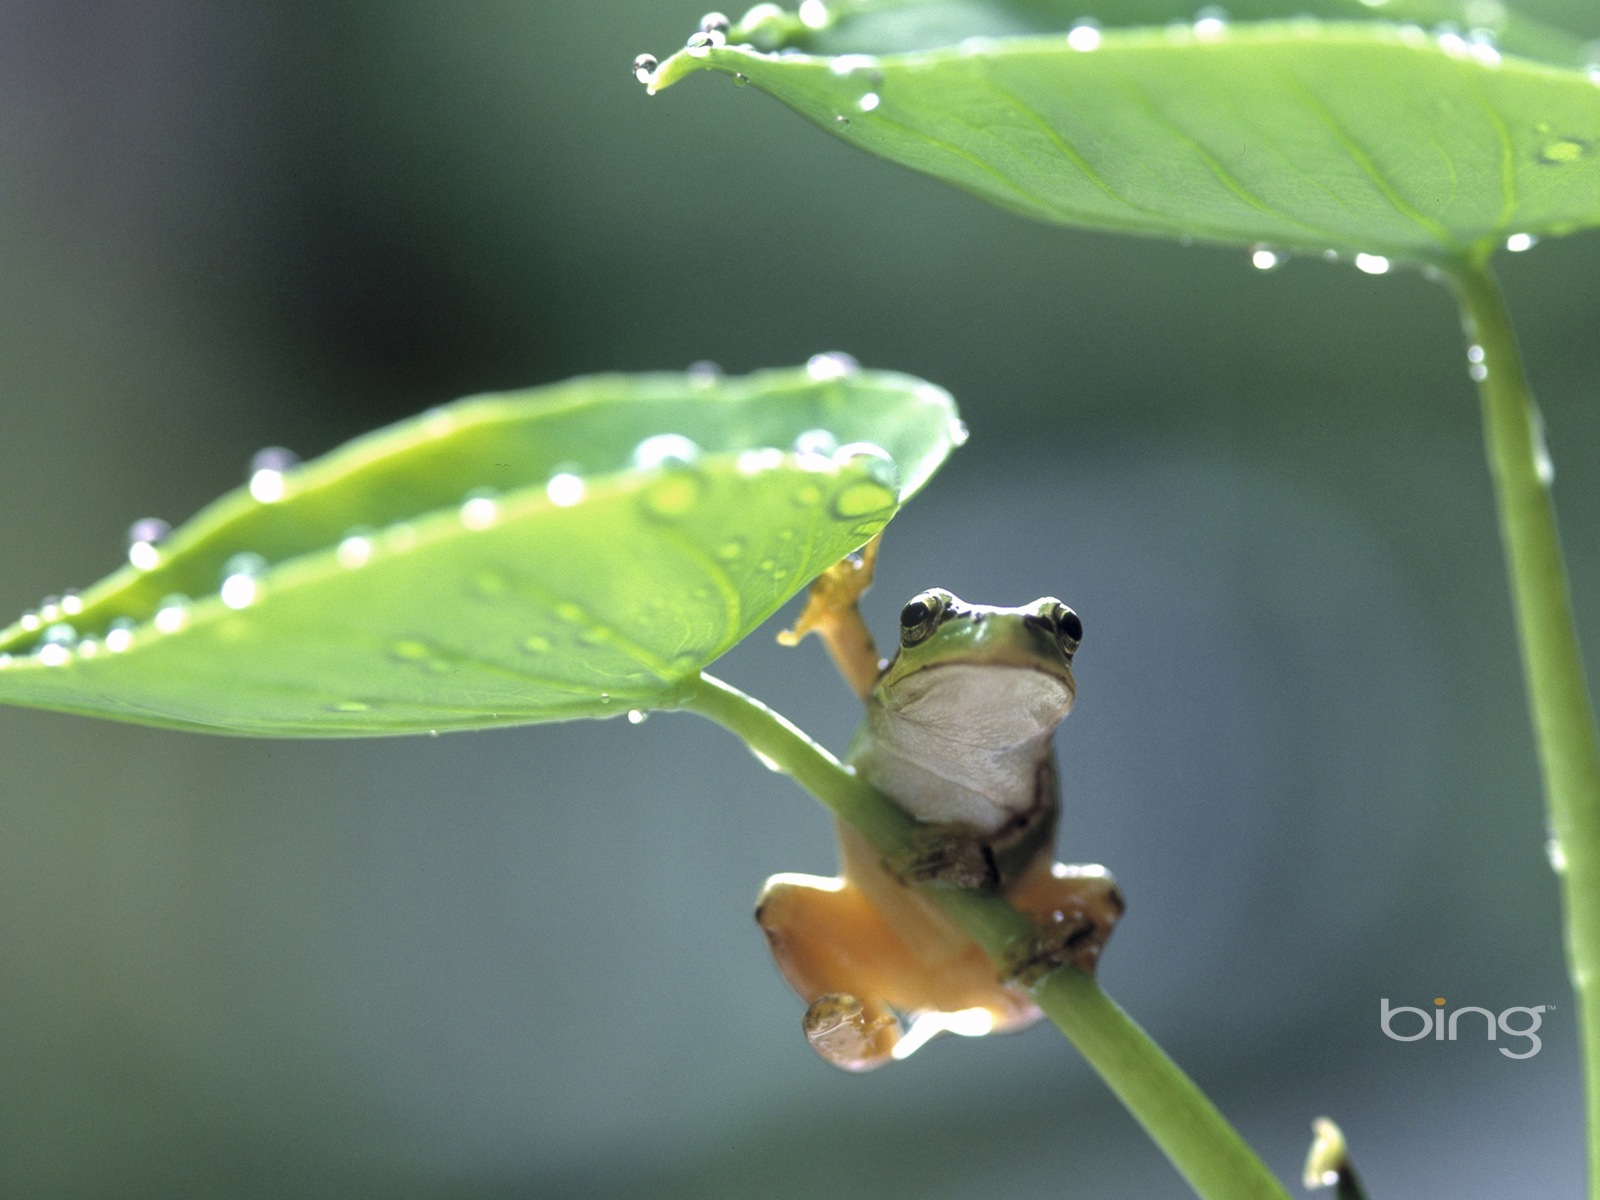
2;2;1597;1196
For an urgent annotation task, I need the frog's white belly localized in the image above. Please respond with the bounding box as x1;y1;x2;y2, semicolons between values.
845;664;1070;833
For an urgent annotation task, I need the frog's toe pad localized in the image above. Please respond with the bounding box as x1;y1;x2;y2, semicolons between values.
802;993;900;1072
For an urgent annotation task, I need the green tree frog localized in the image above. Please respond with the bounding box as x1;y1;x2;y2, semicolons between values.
759;537;1123;1071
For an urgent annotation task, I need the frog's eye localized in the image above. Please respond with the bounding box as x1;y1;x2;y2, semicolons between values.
899;590;948;647
1052;604;1083;655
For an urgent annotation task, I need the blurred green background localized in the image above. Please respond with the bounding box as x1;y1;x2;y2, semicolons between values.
1;3;1597;1196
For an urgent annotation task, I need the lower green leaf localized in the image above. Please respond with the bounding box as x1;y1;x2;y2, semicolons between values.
0;362;962;735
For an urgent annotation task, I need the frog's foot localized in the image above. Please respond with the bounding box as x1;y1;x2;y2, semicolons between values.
777;533;882;701
1004;863;1125;985
802;993;901;1072
755;870;914;1071
884;823;1000;892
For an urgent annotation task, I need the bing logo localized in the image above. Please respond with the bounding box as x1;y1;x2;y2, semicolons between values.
1380;997;1548;1059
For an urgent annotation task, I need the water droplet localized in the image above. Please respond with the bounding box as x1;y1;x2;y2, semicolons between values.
686;28;725;56
522;634;552;654
687;360;722;384
1193;6;1228;40
633;53;659;84
154;596;190;634
626;709;649;725
806;351;859;382
743;3;784;31
460;492;500;530
1067;21;1102;51
732;72;749;86
547;472;586;507
633;433;702;470
1250;244;1283;271
793;428;838;463
798;0;829;30
220;553;267;609
1435;29;1468;57
38;598;62;623
858;92;880;112
834;114;850;127
599;692;614;706
1532;407;1555;484
950;418;970;447
699;11;730;34
1469;362;1489;382
18;612;41;633
42;623;77;647
737;447;784;475
833;440;898;482
249;447;298;504
61;592;84;617
1548;834;1568;873
105;618;135;653
35;642;70;667
1467;344;1485;364
1353;253;1391;275
1537;138;1589;165
1504;232;1537;252
1466;31;1500;66
830;54;877;77
337;531;375;569
331;701;371;713
716;538;746;561
77;638;100;659
127;517;170;570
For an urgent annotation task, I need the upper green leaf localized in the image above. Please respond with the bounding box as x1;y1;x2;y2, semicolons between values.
649;9;1600;262
0;363;962;736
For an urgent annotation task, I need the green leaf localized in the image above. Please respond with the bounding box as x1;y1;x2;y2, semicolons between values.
0;363;962;736
651;14;1600;262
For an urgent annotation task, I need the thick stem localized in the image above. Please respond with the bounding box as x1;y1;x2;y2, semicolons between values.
683;671;1289;1200
1448;260;1600;1195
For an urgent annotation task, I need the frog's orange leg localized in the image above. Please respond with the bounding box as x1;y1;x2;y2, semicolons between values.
777;533;882;702
1006;861;1125;982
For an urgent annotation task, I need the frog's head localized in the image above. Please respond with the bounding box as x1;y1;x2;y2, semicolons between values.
874;589;1080;744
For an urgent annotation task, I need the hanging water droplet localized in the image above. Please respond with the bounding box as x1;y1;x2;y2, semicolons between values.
1353;253;1391;275
1537;138;1589;165
154;595;191;634
1548;833;1568;873
105;618;135;653
806;351;859;381
686;360;722;384
798;0;829;29
950;418;970;447
460;491;500;530
337;531;375;569
628;709;649;725
732;72;749;86
633;53;659;84
1532;406;1555;485
547;472;586;507
1504;232;1537;252
18;612;41;633
127;517;170;570
1067;21;1102;51
1250;244;1283;271
249;447;298;503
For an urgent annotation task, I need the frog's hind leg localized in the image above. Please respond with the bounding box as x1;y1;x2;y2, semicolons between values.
755;870;915;1071
1006;862;1125;982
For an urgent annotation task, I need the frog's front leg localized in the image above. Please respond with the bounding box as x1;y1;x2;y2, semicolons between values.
777;533;882;701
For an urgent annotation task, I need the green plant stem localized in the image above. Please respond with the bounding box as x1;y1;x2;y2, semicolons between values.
1448;259;1600;1196
683;670;1289;1200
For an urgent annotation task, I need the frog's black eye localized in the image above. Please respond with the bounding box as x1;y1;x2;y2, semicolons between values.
899;590;948;647
1053;604;1083;655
